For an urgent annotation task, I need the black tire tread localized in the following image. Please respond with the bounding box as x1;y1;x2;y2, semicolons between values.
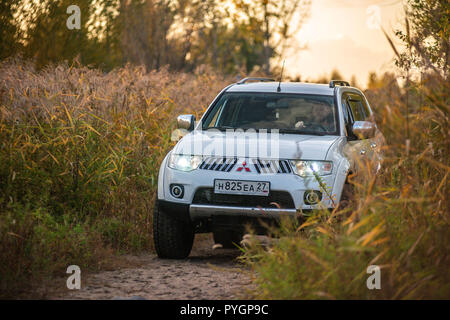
153;202;194;259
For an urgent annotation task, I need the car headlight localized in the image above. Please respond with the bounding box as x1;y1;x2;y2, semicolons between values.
168;154;203;171
290;160;333;177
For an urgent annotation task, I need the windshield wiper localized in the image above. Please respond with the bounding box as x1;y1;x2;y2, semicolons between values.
278;129;326;136
203;127;327;136
204;126;236;131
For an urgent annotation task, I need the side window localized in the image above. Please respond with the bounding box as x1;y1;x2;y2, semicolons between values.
204;97;227;127
209;104;222;126
341;93;355;138
348;100;364;121
347;93;372;121
347;94;366;121
359;95;372;119
341;94;353;125
218;98;240;126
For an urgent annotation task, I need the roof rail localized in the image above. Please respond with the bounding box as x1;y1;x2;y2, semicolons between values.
329;80;350;88
236;77;275;85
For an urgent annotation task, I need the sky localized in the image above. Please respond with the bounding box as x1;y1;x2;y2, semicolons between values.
284;0;405;87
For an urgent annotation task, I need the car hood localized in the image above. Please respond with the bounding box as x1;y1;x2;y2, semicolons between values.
173;130;339;160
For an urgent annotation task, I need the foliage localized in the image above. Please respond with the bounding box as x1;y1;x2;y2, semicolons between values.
0;58;232;297
0;0;448;300
0;1;22;59
239;3;449;299
240;73;449;298
0;0;310;74
232;0;311;73
395;0;450;76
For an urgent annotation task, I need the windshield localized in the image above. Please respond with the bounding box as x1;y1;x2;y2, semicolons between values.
201;92;338;135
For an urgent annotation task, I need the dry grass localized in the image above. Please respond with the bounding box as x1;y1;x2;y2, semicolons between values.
0;55;448;299
240;71;449;299
0;57;232;297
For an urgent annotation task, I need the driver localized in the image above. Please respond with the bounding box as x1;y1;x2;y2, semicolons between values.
295;101;334;131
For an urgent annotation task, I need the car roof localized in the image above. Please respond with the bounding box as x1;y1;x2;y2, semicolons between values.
226;82;335;96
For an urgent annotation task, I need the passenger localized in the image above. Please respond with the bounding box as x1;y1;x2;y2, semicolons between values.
311;102;334;129
295;101;334;131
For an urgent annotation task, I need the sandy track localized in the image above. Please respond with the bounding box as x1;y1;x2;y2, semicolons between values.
50;234;253;300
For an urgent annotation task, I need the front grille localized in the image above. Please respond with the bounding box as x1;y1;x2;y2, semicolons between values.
252;159;292;174
199;157;238;172
199;157;292;174
192;188;295;209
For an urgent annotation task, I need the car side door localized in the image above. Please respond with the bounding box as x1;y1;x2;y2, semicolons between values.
356;93;385;172
342;92;379;174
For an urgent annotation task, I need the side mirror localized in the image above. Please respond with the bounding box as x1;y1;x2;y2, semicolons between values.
177;114;196;131
352;121;376;139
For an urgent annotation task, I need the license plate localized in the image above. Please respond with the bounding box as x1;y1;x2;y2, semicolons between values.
214;179;270;196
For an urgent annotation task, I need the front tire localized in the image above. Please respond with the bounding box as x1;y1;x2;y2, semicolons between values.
153;202;194;259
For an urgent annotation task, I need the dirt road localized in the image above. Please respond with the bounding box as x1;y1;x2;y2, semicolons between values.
49;234;253;300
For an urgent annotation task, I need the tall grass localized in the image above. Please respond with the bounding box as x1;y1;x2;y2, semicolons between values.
240;70;449;299
0;58;232;297
0;55;447;299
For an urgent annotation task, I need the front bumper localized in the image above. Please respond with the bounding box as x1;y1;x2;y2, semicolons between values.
157;199;299;227
189;204;298;220
161;165;337;210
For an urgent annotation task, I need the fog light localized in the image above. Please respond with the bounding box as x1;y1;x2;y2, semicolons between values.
304;190;322;205
170;184;184;199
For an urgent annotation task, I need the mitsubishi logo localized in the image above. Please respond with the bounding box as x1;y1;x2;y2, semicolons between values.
237;160;251;172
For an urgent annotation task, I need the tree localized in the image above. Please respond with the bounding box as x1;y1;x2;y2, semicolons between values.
233;0;311;75
2;0;312;75
20;1;93;68
173;0;267;74
0;1;22;59
395;0;450;78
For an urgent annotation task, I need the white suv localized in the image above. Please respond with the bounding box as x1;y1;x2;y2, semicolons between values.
153;78;384;258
